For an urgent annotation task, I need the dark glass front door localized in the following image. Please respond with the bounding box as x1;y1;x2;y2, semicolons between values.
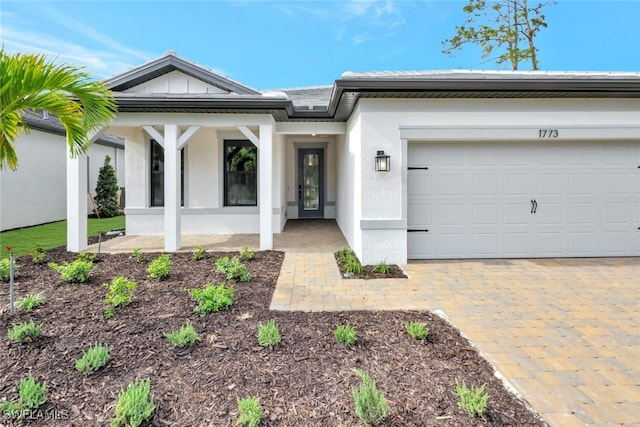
298;148;324;218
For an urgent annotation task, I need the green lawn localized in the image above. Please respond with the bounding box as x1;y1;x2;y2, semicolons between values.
0;216;125;258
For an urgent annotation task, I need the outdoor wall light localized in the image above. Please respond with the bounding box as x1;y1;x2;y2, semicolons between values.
375;150;390;172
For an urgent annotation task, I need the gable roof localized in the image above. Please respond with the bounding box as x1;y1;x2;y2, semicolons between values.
106;51;261;95
105;53;640;122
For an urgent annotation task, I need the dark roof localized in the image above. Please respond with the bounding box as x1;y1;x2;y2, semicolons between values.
106;53;640;122
106;51;261;95
21;110;124;149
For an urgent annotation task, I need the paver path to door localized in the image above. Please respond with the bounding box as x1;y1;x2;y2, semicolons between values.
272;255;640;426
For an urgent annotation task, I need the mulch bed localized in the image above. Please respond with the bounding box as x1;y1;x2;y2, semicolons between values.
335;253;408;280
0;248;546;426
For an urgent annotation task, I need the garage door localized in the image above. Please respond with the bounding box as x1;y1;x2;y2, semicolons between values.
407;141;640;259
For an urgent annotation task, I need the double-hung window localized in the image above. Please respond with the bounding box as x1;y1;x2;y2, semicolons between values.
150;140;184;207
224;140;257;206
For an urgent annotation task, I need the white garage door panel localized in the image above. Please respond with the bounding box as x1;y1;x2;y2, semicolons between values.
408;141;640;259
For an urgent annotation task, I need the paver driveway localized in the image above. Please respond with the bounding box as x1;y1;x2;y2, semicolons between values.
272;255;640;426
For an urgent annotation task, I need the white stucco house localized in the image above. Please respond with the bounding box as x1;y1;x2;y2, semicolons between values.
0;110;124;231
66;51;639;264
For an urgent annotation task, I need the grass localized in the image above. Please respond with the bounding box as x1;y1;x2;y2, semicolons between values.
0;216;125;259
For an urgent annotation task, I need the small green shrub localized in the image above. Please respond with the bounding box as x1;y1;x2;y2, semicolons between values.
147;254;170;279
48;259;93;283
76;252;97;263
75;344;110;376
164;322;198;348
111;379;155;427
0;374;47;419
104;277;136;319
258;320;281;348
132;248;143;263
351;369;389;426
189;283;235;316
345;255;364;275
372;261;391;275
336;246;352;263
7;320;42;343
405;321;429;340
31;244;47;264
240;245;254;261
15;293;47;312
215;255;252;282
0;258;18;282
334;324;357;346
192;246;206;261
236;396;262;427
454;380;489;417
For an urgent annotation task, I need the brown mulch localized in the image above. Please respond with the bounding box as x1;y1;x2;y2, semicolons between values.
0;248;546;426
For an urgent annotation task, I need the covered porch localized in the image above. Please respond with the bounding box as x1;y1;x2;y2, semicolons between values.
86;219;347;254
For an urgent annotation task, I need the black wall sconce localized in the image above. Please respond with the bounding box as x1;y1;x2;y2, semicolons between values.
375;150;390;172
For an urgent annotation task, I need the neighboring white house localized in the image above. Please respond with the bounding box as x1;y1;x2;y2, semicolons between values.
66;51;640;263
0;110;124;231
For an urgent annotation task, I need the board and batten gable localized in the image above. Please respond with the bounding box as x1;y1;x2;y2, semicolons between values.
122;70;230;94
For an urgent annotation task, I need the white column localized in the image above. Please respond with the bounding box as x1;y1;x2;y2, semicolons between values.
259;123;273;250
164;124;181;252
67;153;88;252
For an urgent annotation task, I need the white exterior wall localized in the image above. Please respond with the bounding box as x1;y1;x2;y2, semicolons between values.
124;126;287;235
0;129;123;231
353;97;640;265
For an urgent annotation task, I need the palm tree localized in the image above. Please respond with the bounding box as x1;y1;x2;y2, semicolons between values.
0;48;116;170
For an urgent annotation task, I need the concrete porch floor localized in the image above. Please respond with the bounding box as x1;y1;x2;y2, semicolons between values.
86;219;640;426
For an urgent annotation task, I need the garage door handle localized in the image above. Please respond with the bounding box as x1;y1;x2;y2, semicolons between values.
530;200;534;214
533;199;538;214
408;229;429;233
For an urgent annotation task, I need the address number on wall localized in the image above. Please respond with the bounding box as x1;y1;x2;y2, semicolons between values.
538;129;559;138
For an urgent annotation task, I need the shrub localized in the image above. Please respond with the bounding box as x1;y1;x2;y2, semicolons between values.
240;245;254;261
405;321;429;340
75;344;110;376
236;396;262;427
454;380;489;417
7;320;42;343
345;255;364;275
95;155;120;218
372;261;391;275
336;246;352;263
215;255;252;282
189;283;234;316
31;244;47;264
258;320;281;348
334;324;357;346
48;259;93;283
111;379;155;427
351;369;389;426
164;322;198;348
0;374;47;419
0;258;18;282
76;252;97;263
132;248;143;263
192;246;206;261
147;254;170;279
104;277;136;319
15;293;47;311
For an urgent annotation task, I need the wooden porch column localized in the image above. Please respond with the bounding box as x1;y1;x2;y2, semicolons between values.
164;124;181;252
259;123;273;250
66;152;88;252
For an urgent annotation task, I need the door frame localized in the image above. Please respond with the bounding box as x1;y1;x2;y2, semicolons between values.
297;148;325;218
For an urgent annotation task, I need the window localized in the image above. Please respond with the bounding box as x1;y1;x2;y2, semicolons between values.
224;140;257;206
150;140;184;207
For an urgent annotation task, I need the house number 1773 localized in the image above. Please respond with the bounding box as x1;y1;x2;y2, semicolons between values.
538;129;559;138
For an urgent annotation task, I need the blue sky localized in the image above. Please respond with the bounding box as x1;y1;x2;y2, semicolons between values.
1;1;639;89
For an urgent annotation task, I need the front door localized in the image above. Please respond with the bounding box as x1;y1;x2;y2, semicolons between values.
298;148;324;218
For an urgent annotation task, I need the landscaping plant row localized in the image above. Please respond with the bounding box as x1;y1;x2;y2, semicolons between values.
3;245;489;426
